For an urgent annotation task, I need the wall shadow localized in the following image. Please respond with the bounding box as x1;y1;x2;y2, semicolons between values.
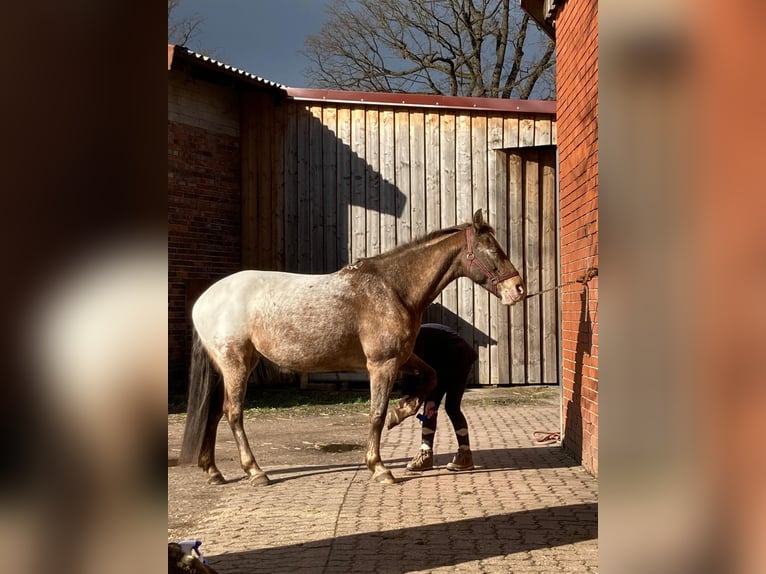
564;285;593;461
206;502;597;573
277;103;408;274
422;302;497;347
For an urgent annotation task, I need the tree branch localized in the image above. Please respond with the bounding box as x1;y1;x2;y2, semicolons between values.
301;0;554;99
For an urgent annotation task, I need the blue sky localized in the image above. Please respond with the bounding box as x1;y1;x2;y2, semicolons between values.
170;0;332;88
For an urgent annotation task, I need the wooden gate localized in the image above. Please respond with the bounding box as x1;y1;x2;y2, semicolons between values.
423;146;558;385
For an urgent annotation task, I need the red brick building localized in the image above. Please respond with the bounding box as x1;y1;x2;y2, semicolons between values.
522;0;599;476
167;46;287;390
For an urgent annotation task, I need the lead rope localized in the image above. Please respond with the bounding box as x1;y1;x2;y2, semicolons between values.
530;266;598;445
524;266;598;299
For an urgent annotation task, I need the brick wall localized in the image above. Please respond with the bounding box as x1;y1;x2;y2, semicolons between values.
555;0;599;476
168;70;243;392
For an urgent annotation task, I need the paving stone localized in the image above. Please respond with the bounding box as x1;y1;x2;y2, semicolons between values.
169;392;598;573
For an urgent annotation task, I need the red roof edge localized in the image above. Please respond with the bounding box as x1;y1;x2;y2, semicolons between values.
167;44;555;114
285;88;556;115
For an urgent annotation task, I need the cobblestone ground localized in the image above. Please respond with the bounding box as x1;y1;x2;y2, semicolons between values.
168;389;598;573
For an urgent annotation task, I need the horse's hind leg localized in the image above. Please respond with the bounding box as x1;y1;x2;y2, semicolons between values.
221;354;271;486
199;378;225;484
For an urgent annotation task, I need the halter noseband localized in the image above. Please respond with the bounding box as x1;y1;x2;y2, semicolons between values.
465;227;519;295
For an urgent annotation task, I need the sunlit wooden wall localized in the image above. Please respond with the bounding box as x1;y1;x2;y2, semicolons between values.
242;95;558;384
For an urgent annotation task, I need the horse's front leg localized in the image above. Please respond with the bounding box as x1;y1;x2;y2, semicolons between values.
386;353;436;429
366;360;399;484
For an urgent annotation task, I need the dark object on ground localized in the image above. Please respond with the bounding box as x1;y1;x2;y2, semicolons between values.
168;543;218;574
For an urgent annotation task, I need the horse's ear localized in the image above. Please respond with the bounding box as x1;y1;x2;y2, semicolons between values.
472;209;484;228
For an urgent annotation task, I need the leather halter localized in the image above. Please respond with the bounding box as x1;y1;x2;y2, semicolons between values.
465;227;519;295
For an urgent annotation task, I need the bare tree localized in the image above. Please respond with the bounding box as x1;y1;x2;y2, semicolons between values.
168;0;205;47
302;0;555;99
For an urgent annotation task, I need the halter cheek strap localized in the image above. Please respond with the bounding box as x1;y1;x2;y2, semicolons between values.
465;227;519;295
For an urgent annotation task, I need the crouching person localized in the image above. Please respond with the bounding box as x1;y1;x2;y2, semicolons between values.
402;323;478;472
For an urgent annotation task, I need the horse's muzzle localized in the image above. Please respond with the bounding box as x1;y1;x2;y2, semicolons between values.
498;277;525;305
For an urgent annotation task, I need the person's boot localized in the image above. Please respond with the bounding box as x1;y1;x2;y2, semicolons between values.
406;448;434;471
446;448;474;471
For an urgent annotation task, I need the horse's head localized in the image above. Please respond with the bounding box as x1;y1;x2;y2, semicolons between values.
464;210;525;305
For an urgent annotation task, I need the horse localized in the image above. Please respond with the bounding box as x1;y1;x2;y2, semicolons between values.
179;209;525;485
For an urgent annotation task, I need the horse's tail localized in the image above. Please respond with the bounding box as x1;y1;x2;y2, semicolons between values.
179;328;222;465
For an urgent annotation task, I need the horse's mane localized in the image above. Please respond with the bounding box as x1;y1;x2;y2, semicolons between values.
357;220;496;263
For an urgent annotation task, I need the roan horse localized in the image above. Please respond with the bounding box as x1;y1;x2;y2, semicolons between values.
180;210;525;485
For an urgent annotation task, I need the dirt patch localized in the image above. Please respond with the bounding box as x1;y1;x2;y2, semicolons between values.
168;411;370;470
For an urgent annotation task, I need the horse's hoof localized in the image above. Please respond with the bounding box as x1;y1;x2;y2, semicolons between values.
372;470;396;484
208;473;226;485
385;410;400;430
249;473;271;487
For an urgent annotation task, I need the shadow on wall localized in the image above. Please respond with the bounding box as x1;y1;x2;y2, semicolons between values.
564;285;593;459
423;302;497;347
245;98;408;274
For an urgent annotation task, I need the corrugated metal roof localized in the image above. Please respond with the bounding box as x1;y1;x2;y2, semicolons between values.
168;44;555;114
168;44;287;90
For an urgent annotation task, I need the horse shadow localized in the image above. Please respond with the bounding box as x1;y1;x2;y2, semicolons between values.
206;501;597;573
262;445;578;484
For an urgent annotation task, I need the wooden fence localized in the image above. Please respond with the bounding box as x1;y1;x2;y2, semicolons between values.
242;95;558;384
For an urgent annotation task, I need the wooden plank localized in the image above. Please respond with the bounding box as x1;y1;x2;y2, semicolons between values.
365;108;381;257
258;95;274;270
272;100;286;270
284;102;298;271
524;150;541;383
322;106;338;271
503;116;519;149
541;150;558;383
519;116;535;147
240;93;257;270
395;110;411;246
493;149;510;384
439;113;458;331
410;111;426;241
351;107;367;262
379;109;397;254
425;112;441;234
507;151;525;383
471;114;489;385
551;119;558;146
487;117;504;385
309;105;324;273
534;116;552;146
336;107;352;267
296;105;311;272
455;113;474;351
425;111;442;324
